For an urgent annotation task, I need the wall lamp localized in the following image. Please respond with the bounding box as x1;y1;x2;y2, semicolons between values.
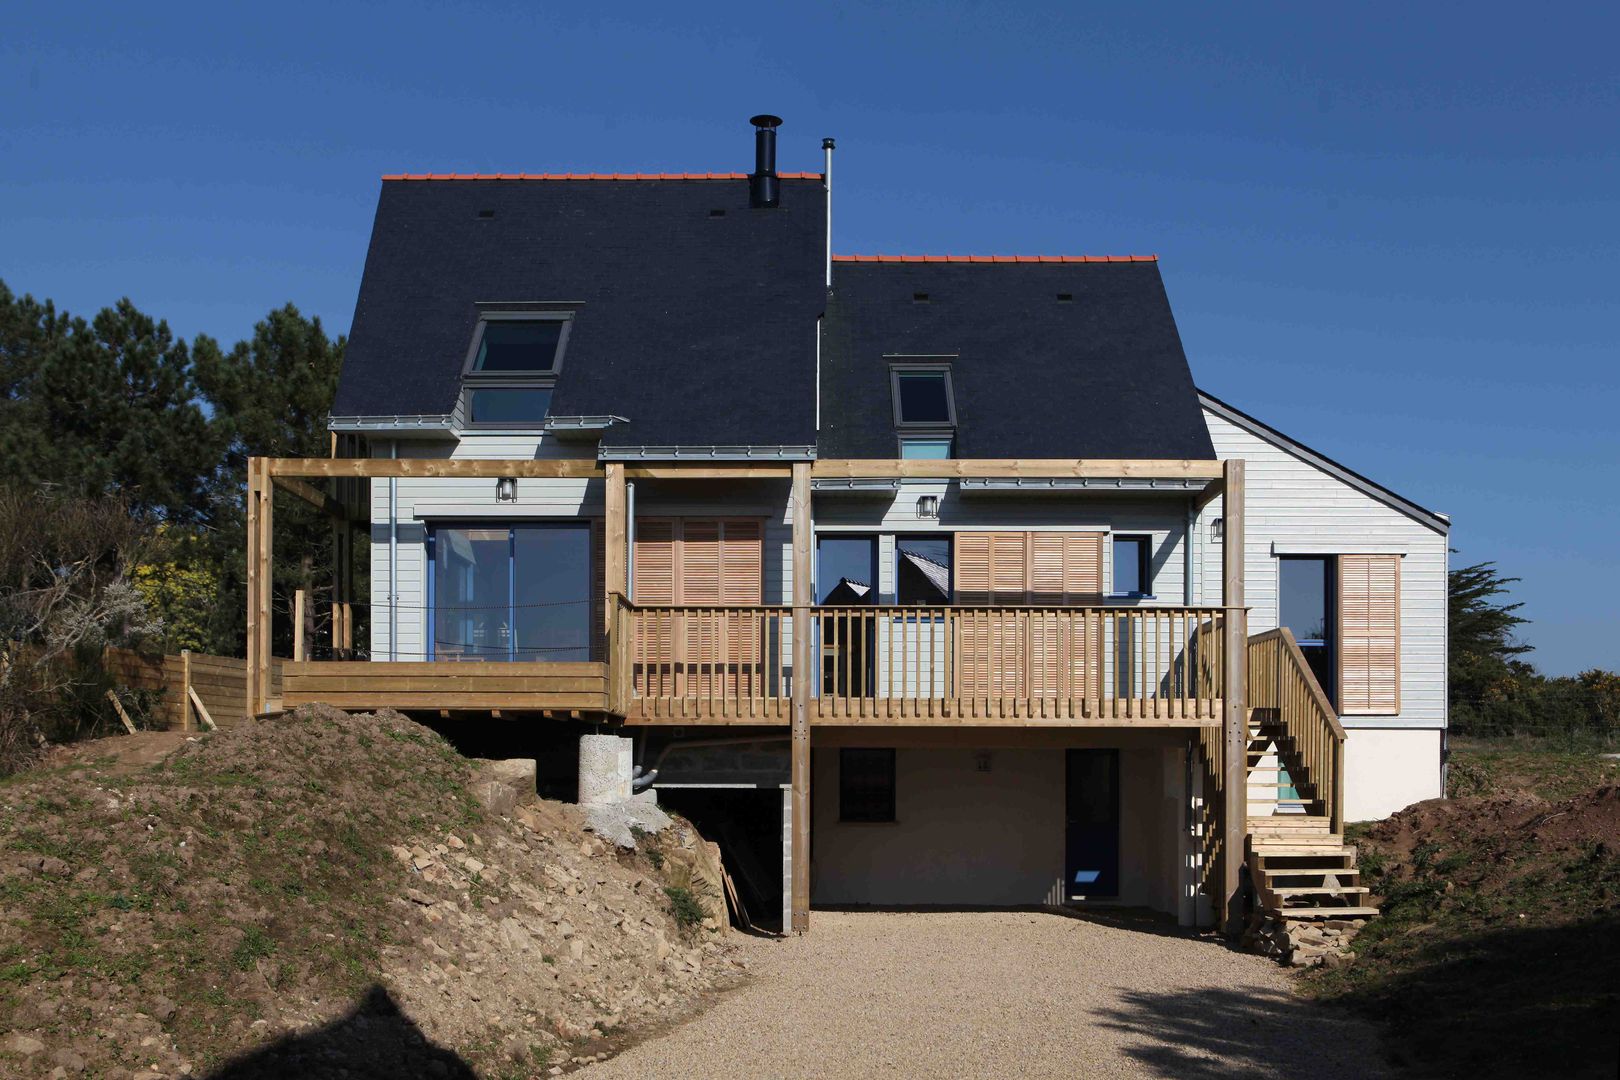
496;477;518;503
916;495;940;519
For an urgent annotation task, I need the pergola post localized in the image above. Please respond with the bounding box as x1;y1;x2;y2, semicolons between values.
604;462;627;638
1221;457;1248;935
790;461;813;933
244;457;274;717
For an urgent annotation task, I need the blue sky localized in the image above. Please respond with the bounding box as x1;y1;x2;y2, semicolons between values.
4;2;1616;673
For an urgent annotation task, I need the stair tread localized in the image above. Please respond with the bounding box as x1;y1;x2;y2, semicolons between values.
1261;905;1380;918
1260;867;1360;879
1267;885;1371;897
1254;848;1357;858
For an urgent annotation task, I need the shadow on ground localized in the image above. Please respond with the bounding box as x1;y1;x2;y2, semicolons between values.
206;985;478;1080
1319;917;1620;1080
1092;984;1385;1080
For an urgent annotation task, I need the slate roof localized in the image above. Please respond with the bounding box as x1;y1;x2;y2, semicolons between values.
333;176;827;449
819;259;1215;460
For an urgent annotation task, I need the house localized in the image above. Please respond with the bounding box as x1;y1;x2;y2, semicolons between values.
247;116;1448;935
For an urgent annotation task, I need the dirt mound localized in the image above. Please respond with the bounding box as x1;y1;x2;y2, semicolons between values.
0;706;744;1078
1363;785;1620;884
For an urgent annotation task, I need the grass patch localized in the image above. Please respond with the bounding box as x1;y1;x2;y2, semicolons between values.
663;886;705;932
1304;739;1620;1078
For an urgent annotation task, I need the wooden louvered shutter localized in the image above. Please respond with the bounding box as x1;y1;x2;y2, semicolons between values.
1339;554;1400;714
632;520;676;696
1027;533;1104;698
718;521;763;696
955;533;1028;698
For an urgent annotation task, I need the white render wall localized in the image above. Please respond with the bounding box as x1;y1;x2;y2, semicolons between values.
1344;728;1444;821
809;745;1186;913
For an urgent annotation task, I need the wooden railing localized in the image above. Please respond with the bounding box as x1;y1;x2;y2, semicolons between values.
1194;723;1226;908
1247;627;1347;832
614;599;1226;723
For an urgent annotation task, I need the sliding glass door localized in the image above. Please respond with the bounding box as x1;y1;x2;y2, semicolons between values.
429;523;593;661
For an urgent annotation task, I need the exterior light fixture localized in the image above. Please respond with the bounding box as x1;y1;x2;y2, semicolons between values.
496;477;518;503
916;495;939;519
1210;517;1224;541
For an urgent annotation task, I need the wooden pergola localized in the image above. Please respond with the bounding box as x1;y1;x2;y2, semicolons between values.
245;454;1247;934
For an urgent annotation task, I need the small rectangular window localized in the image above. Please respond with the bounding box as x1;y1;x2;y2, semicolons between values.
1112;535;1151;597
839;748;896;823
468;387;553;424
472;320;566;372
895;372;952;423
900;437;953;460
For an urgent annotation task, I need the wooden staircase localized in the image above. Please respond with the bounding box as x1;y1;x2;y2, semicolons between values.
1246;713;1375;918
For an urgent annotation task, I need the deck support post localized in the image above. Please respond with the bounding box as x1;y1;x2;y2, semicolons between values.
244;457;275;717
604;463;627;641
1221;458;1248;935
790;461;813;933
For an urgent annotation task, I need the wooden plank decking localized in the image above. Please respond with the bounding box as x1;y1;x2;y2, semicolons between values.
281;661;610;713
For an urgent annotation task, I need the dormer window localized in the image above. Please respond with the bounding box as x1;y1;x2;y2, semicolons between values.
889;360;956;458
462;314;572;427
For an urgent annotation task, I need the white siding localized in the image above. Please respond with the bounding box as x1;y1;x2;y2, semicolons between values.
367;432;797;661
1200;406;1449;731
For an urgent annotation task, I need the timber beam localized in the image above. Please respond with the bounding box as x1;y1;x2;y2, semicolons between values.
264;458;604;479
271;475;350;519
811;459;1225;480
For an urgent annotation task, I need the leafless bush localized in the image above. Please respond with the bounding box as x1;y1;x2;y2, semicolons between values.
0;485;161;773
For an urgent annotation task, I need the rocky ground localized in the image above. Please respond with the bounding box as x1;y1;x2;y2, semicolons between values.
0;706;746;1079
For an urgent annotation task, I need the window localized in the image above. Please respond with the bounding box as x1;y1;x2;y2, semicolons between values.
899;437;953;459
1280;556;1336;702
890;366;956;427
895;537;951;605
428;523;593;661
839;748;896;823
462;315;571;426
1111;535;1152;598
471;320;566;372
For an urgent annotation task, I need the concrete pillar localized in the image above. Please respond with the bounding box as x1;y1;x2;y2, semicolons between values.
578;734;634;807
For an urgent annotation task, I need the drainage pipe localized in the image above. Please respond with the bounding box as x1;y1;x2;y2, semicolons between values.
388;439;398;661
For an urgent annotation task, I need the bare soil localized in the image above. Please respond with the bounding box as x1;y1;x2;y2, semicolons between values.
1306;746;1620;1079
0;706;744;1079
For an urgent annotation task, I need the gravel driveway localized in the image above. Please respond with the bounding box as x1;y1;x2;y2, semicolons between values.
590;910;1390;1079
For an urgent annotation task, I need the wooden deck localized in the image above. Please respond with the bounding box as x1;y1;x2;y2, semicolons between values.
622;696;1223;726
280;661;611;714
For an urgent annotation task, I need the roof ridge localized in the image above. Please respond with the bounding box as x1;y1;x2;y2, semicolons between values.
380;172;823;182
833;254;1157;264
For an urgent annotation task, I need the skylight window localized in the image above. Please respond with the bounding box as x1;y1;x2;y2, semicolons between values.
461;314;572;428
472;319;567;373
890;366;956;428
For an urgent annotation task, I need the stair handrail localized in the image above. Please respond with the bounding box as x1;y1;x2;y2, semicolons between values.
1247;627;1346;833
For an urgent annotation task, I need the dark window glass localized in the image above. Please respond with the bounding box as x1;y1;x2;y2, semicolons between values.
432;524;593;661
1280;556;1337;702
432;527;513;660
1280;558;1331;642
839;748;896;822
1113;535;1150;596
896;372;951;423
513;526;593;661
473;320;564;372
468;387;552;424
817;537;877;605
896;537;951;605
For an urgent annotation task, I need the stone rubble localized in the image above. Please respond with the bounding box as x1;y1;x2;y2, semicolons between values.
1243;912;1369;967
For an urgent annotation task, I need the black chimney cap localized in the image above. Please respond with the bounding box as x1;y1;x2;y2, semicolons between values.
750;114;783;129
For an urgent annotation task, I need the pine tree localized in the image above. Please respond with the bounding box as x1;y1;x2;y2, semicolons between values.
193;305;345;656
0;281;217;521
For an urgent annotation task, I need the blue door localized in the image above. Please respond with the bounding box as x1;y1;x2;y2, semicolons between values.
1065;749;1120;898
